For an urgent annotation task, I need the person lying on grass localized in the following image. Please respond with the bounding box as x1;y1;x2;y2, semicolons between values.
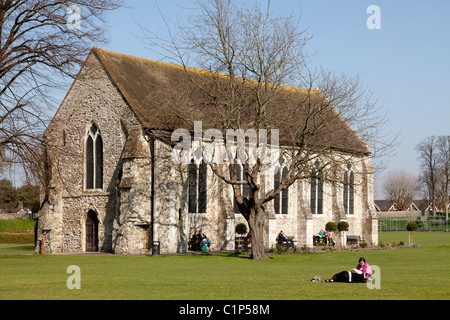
321;269;371;283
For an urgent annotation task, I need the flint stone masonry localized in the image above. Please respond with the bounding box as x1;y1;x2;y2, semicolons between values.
35;48;377;255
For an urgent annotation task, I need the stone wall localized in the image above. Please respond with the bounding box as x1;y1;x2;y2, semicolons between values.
114;128;152;254
36;50;142;254
0;212;32;220
37;50;378;255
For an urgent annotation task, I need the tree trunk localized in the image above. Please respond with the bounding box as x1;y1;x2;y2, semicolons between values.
446;202;449;232
246;205;268;260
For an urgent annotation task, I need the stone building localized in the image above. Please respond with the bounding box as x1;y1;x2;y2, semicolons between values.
35;47;378;254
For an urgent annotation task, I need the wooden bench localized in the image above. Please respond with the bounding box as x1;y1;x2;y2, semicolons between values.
346;235;361;245
313;235;336;246
313;235;322;246
276;236;295;247
188;238;200;251
235;236;251;250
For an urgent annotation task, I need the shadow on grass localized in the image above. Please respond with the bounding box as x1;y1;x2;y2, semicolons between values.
213;252;275;260
0;244;35;256
178;251;262;260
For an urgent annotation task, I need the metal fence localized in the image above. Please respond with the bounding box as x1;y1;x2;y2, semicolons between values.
378;216;449;232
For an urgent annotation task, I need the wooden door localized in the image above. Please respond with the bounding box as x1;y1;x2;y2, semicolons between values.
85;211;98;252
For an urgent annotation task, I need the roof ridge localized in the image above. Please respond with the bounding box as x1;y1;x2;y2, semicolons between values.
93;47;219;78
92;47;315;94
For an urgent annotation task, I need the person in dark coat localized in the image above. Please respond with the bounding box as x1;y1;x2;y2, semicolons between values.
278;230;294;247
198;229;212;251
321;270;370;283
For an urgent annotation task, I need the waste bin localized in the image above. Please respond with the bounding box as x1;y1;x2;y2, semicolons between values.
152;241;160;256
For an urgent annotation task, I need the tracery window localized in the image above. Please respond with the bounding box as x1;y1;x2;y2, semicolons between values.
233;164;249;213
85;123;103;190
310;162;323;214
274;167;289;215
188;160;207;213
343;164;355;215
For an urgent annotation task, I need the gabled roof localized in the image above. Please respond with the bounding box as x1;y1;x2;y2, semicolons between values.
374;199;442;212
87;47;370;155
411;199;437;212
374;199;398;212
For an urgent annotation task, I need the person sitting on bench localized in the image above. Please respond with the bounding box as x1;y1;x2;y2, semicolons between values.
198;229;212;251
278;230;294;247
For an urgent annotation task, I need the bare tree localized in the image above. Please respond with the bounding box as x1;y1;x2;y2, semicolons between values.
382;170;419;211
416;136;439;216
436;136;450;224
0;0;123;184
143;0;396;259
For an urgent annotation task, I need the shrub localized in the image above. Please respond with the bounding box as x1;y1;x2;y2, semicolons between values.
274;243;284;254
325;221;337;233
235;223;247;235
337;221;349;232
407;222;419;232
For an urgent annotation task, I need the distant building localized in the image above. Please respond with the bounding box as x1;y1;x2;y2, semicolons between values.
374;199;398;212
0;204;32;220
374;199;438;214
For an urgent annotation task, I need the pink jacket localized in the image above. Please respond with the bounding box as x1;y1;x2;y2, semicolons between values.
357;262;372;275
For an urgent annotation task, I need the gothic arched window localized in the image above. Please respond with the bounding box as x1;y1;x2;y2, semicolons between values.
188;160;207;213
310;161;323;214
273;165;289;215
85;123;103;190
233;164;249;214
343;164;355;215
281;167;289;215
274;168;281;214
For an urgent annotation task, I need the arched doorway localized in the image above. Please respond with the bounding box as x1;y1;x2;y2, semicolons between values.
85;210;99;252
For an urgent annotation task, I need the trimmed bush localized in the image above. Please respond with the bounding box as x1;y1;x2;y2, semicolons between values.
407;222;419;232
337;221;349;232
325;221;337;232
235;223;248;235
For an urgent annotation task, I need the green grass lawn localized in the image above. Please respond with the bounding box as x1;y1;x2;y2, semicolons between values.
0;232;449;300
0;219;34;232
0;220;35;244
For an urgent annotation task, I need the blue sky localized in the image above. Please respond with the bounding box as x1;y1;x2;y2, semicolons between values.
6;1;447;195
100;0;450;197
